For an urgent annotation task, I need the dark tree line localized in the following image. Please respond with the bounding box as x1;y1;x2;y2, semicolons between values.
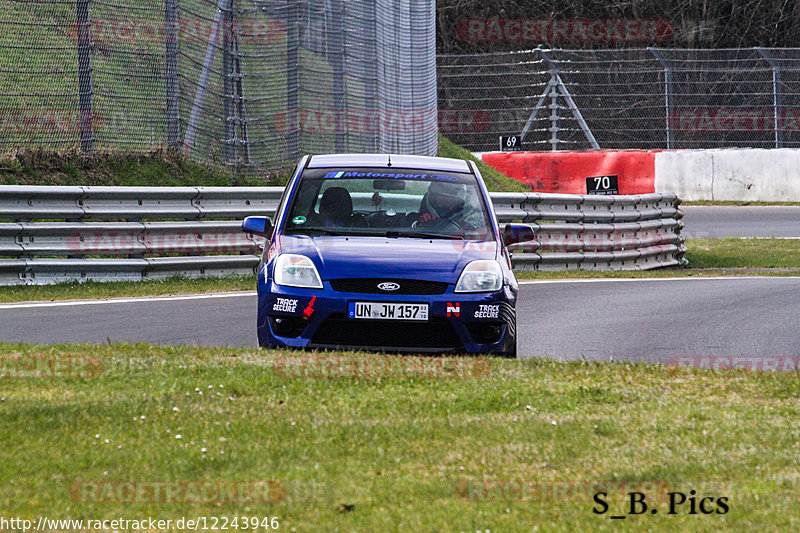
437;0;800;53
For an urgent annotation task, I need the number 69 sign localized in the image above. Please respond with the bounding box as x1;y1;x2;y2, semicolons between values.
499;136;521;151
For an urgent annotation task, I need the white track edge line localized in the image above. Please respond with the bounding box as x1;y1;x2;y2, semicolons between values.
518;276;800;285
0;291;256;310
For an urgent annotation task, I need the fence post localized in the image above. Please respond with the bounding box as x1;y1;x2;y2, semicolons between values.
755;47;783;148
362;1;379;152
330;0;345;152
649;48;673;150
183;0;231;156
164;0;181;151
222;5;236;164
285;0;299;161
76;0;94;153
538;48;598;150
548;75;559;151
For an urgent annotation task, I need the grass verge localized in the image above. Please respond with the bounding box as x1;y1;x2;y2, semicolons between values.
686;238;800;268
1;344;798;531
0;276;256;303
0;147;275;187
683;200;800;206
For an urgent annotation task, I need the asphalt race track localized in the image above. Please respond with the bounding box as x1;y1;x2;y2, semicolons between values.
1;207;799;360
681;205;800;238
517;277;800;361
2;277;799;362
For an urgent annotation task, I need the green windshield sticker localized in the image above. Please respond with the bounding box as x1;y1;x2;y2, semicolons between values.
292;216;307;225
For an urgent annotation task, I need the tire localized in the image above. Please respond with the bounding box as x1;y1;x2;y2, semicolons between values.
497;311;517;359
497;334;517;358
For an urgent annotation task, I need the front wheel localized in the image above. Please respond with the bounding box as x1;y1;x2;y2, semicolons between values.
497;333;517;358
497;313;517;358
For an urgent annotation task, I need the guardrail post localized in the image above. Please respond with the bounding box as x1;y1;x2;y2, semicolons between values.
76;0;94;153
164;0;181;151
649;48;673;150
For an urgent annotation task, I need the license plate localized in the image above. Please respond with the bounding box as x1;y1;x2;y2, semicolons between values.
348;302;429;321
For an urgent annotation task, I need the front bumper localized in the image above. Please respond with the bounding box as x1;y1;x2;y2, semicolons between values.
256;279;516;354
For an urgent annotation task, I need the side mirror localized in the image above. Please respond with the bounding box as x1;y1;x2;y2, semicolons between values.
502;223;534;246
241;216;273;237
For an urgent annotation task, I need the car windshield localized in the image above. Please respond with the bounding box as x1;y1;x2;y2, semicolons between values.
282;167;495;241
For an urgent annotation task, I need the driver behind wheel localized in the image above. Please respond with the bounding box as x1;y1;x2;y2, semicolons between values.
415;181;484;232
416;181;466;225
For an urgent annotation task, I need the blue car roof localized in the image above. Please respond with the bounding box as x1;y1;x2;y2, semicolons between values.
306;154;472;174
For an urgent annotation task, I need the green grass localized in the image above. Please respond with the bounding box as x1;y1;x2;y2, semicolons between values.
684;201;800;206
0;148;274;187
686;238;800;269
438;134;529;192
514;268;800;280
1;344;799;531
0;276;256;303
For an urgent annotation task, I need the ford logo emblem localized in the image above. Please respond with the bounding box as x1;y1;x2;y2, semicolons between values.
377;282;400;291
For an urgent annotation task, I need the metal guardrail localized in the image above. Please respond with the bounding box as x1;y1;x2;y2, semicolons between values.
0;186;282;285
491;192;686;270
0;186;684;285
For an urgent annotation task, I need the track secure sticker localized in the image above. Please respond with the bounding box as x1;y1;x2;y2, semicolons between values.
474;304;500;319
273;298;299;313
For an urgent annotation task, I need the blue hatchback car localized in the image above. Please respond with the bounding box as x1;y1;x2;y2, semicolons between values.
241;154;532;357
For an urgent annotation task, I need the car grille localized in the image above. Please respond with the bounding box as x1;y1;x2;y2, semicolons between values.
329;278;448;295
310;314;463;351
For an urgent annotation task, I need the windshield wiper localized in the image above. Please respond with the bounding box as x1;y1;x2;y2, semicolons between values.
384;230;464;240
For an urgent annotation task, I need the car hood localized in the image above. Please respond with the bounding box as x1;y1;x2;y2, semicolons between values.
277;234;498;282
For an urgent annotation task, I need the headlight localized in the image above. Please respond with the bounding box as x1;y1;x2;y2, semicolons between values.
455;260;503;293
273;254;323;289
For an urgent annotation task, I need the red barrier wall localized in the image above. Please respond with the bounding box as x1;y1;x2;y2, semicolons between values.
482;150;658;194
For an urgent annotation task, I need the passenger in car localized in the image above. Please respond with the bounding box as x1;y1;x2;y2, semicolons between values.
317;187;368;228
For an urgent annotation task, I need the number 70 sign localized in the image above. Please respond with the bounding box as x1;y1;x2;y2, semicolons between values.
586;175;619;195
